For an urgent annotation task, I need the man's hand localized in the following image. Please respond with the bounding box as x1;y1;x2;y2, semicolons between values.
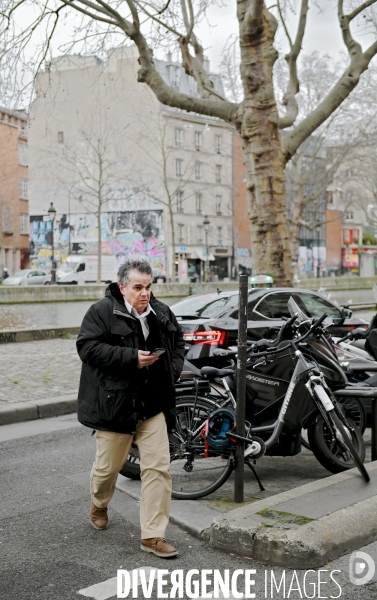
137;350;159;369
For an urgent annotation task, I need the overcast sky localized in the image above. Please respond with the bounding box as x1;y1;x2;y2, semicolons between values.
196;0;376;71
3;0;377;108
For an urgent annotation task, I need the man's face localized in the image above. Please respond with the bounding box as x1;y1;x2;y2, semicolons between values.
119;269;152;314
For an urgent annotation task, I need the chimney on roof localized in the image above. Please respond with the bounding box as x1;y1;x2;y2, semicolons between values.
167;51;172;63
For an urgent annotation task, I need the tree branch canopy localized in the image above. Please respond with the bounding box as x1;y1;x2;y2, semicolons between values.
278;0;309;129
2;0;377;286
284;0;377;160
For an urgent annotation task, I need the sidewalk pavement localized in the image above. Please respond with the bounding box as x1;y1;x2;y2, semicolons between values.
0;337;80;424
2;337;377;568
115;459;377;569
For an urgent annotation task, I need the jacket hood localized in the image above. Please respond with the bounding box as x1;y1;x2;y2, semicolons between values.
106;282;124;304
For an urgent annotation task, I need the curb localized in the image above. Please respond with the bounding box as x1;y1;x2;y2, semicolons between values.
0;395;77;425
210;462;377;568
0;327;79;344
115;475;217;541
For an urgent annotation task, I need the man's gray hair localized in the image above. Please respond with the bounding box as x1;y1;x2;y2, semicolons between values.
117;259;153;285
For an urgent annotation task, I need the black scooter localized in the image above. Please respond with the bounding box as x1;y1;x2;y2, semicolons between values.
335;313;377;425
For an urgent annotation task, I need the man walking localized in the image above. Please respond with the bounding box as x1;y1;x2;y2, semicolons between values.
76;259;185;557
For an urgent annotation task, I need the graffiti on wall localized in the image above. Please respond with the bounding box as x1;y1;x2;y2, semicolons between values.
30;210;166;275
298;246;326;276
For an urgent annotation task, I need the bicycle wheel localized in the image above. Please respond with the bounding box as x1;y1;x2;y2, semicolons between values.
119;442;140;480
170;396;234;500
308;412;369;482
119;396;234;499
336;396;366;434
301;395;366;451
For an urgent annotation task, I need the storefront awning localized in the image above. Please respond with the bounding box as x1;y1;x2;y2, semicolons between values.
194;250;216;262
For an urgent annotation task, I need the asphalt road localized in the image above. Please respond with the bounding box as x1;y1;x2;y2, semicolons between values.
2;415;377;600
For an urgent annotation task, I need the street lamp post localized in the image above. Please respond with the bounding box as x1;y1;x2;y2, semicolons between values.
203;215;210;282
48;202;57;283
316;224;320;279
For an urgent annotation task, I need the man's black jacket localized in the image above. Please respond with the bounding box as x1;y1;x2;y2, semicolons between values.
76;283;185;433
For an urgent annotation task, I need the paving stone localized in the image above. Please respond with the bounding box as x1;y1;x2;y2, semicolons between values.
0;338;81;404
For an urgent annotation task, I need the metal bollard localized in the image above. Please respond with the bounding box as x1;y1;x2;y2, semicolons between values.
372;398;377;462
234;274;248;503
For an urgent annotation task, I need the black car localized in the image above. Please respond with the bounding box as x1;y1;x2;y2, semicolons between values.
171;287;368;368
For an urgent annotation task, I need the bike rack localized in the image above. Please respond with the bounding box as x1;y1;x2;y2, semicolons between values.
334;387;377;461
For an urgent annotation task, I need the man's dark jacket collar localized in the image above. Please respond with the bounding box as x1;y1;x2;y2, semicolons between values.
105;282;176;329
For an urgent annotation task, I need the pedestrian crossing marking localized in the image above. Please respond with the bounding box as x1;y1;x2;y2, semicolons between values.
78;567;245;599
78;566;154;600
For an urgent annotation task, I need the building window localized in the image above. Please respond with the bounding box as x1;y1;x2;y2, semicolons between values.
176;159;183;177
19;178;28;199
178;224;185;243
176;191;184;213
197;225;203;244
327;191;333;205
216;226;223;245
196;193;202;214
215;164;222;184
18;143;28;166
2;206;14;234
195;162;201;181
215;195;222;214
189;77;198;95
215;135;222;154
175;128;182;147
20;213;29;234
169;65;181;88
195;132;202;151
345;211;354;220
58;131;64;144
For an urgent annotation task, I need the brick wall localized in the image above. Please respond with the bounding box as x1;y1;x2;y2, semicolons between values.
0;110;29;273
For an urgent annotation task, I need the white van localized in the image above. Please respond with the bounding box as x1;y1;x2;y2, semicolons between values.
56;255;118;285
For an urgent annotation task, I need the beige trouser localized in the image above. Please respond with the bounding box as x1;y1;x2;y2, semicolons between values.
90;412;172;539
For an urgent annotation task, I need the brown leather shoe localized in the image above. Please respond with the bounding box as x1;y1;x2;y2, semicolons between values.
141;537;178;558
90;503;108;530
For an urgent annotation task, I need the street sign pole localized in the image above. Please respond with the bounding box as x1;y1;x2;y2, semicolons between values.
234;273;248;503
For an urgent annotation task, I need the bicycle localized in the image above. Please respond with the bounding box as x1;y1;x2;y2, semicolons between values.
120;304;370;499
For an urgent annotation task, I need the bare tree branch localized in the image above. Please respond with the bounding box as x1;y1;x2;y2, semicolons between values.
133;0;183;36
129;16;238;122
279;0;309;129
348;0;377;21
285;1;377;161
60;0;119;26
277;0;292;47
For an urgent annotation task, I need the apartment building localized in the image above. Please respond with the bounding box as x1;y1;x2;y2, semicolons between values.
327;145;377;275
28;47;234;281
0;107;29;274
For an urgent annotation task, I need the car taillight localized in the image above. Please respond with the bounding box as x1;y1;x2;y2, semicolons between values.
183;330;228;346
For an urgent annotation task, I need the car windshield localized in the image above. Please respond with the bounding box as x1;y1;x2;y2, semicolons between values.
59;260;79;271
12;270;28;277
171;293;239;319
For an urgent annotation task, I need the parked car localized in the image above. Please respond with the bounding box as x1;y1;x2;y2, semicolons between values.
171;287;368;368
2;269;51;286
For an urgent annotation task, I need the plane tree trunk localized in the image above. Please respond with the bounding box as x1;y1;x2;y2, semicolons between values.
236;3;292;285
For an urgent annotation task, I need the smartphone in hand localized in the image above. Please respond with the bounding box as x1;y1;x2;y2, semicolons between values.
151;348;166;357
